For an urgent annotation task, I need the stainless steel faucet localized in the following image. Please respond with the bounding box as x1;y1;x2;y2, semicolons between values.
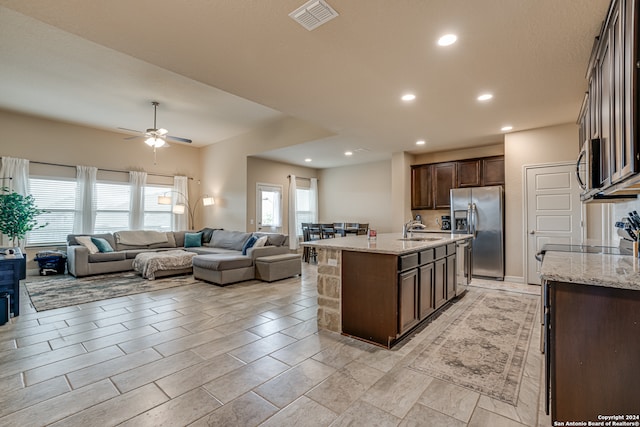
403;219;427;238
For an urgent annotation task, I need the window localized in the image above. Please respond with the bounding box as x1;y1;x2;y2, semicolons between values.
143;185;172;231
27;177;77;245
94;182;131;234
256;183;282;232
295;188;313;236
27;176;173;245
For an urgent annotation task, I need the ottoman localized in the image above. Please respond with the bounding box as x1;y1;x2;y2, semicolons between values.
192;254;254;286
132;250;196;280
255;253;301;282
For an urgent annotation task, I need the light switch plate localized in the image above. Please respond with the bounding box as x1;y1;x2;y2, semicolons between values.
328;259;338;266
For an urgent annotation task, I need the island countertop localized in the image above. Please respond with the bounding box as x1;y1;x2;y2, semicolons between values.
540;251;640;291
302;232;473;255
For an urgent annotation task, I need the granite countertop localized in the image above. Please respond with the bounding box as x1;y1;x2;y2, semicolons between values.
540;251;640;291
302;232;473;255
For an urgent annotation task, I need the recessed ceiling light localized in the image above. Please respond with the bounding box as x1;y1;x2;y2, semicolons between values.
477;93;493;101
501;125;513;132
437;34;457;46
401;94;416;102
416;140;426;145
344;151;353;156
304;158;312;162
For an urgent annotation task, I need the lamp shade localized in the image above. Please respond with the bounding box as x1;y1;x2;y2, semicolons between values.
202;196;215;206
158;195;172;205
172;204;186;214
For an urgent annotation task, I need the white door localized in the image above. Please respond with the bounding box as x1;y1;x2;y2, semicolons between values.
256;183;283;233
525;163;583;284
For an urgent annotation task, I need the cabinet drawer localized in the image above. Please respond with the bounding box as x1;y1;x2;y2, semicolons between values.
434;246;447;260
447;243;456;255
419;249;434;264
398;253;418;271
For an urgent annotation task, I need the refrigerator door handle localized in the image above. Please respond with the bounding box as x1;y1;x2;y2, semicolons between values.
471;203;478;238
466;203;472;233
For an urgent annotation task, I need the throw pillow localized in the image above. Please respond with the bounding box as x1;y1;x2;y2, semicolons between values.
91;237;114;253
253;235;268;248
76;235;99;254
241;235;258;255
184;232;203;248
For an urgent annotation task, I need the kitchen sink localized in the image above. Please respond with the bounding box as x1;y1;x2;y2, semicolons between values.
398;237;444;241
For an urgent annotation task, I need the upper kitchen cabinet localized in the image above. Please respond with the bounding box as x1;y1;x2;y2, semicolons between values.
581;0;640;198
433;162;457;210
411;164;433;209
457;160;481;187
481;156;505;186
412;155;505;210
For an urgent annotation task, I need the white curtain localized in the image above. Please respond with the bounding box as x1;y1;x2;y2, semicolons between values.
0;157;30;246
129;171;147;230
73;165;97;234
288;175;298;250
172;175;189;231
310;177;319;223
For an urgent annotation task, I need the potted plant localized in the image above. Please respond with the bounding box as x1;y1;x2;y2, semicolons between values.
0;187;48;248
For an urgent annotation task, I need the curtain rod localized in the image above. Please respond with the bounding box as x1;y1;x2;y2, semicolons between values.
30;161;193;180
287;175;317;181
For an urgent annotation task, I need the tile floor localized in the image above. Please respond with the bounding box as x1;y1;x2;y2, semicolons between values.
0;263;551;426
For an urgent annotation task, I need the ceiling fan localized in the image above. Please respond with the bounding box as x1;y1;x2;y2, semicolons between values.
118;101;192;148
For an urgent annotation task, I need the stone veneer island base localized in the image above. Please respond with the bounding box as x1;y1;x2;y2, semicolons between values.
306;232;472;348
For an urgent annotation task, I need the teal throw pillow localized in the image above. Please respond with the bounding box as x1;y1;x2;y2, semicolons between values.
184;232;203;248
91;237;114;253
242;236;258;255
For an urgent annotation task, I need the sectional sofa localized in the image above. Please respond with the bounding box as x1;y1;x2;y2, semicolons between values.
66;229;291;283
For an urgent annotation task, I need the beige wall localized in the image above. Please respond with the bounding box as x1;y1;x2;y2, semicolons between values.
413;143;504;165
318;160;393;232
246;156;318;233
504;123;579;282
199;116;334;231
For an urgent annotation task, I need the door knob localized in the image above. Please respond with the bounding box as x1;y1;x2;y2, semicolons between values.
529;230;536;235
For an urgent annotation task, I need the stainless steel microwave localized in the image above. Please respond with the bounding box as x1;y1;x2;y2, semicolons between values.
576;138;601;192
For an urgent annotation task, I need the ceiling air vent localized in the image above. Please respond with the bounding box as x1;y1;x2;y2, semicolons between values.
289;0;339;31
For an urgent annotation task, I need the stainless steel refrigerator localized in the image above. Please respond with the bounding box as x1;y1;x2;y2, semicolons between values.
450;186;504;280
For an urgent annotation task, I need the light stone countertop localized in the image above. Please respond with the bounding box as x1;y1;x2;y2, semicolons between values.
540;251;640;291
302;232;473;255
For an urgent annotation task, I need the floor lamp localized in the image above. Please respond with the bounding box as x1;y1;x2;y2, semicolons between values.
158;192;214;230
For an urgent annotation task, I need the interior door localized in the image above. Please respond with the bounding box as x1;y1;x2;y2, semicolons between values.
525;163;583;284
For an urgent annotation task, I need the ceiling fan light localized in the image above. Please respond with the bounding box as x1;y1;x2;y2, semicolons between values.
145;137;165;147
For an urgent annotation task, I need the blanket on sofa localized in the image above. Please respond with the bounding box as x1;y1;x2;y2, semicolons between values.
115;230;169;246
132;250;196;280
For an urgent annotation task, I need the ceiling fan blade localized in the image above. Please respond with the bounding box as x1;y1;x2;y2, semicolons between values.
123;135;141;140
117;127;143;134
167;135;192;143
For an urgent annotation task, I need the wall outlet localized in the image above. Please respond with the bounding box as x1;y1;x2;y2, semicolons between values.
328;259;338;266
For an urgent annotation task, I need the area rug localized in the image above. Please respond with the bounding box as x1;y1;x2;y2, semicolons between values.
408;290;538;405
25;272;201;312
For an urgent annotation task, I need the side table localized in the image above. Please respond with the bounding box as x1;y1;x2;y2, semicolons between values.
0;248;23;317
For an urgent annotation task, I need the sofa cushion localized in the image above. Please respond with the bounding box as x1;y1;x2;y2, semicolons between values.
91;237;114;253
68;233;116;249
210;230;252;251
185;232;203;248
199;227;222;244
173;231;186;248
187;247;239;255
88;252;126;263
253;232;287;247
148;232;177;249
192;254;253;271
75;235;99;254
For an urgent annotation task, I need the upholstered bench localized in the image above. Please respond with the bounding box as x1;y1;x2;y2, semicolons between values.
255;253;301;282
192;254;254;286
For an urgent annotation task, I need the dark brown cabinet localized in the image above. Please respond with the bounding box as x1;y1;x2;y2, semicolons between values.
411;164;433;209
412;156;504;210
433;162;456;210
434;257;447;309
398;269;419;334
419;263;435;319
481;156;505;186
545;280;640;423
457;160;481;187
446;253;456;299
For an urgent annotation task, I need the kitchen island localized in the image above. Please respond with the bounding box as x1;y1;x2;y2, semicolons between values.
304;232;472;348
540;251;640;423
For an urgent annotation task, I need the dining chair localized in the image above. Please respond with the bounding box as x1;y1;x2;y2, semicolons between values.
333;222;346;237
356;223;369;235
320;223;336;239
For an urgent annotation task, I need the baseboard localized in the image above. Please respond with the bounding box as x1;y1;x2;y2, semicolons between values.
504;275;525;284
